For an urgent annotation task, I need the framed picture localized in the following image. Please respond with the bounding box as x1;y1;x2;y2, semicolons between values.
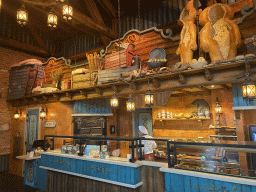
110;125;115;134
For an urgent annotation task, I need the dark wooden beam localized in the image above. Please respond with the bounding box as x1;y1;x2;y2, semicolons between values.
220;84;231;90
84;0;111;46
26;24;49;52
68;6;119;39
0;35;49;57
96;0;116;19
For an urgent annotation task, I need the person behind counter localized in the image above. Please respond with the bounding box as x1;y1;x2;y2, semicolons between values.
138;125;157;161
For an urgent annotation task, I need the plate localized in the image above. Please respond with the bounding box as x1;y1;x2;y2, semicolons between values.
149;48;166;60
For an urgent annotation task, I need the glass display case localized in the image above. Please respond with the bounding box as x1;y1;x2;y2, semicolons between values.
167;140;256;178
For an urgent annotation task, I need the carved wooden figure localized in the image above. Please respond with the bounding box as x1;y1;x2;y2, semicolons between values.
199;3;241;63
176;0;197;64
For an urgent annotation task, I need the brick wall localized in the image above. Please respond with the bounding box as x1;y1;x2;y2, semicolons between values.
0;46;45;174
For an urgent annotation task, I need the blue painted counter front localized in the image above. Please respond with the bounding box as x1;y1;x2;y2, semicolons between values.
161;168;256;192
39;152;142;188
24;158;47;191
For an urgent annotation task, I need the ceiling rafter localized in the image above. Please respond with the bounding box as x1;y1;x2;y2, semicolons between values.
26;24;49;52
52;3;119;39
220;84;231;90
0;35;49;57
96;0;116;19
2;2;54;56
84;0;111;46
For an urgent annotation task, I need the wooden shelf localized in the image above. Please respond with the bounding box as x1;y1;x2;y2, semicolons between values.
155;118;210;121
210;126;236;130
7;57;256;106
210;135;237;138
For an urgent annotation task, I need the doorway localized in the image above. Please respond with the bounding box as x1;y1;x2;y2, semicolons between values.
134;108;153;137
25;108;41;153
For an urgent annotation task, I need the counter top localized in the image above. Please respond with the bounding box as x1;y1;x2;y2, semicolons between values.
39;150;167;168
16;155;41;161
39;150;141;168
160;166;256;186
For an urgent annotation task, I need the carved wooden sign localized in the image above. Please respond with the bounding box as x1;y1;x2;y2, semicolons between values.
43;120;56;128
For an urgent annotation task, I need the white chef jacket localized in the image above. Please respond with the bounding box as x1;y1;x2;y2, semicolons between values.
141;135;157;155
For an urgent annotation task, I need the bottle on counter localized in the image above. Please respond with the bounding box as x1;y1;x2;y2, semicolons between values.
170;112;173;118
61;140;67;154
167;111;170;118
162;110;166;118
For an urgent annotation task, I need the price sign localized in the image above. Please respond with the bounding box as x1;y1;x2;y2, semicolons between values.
44;120;56;128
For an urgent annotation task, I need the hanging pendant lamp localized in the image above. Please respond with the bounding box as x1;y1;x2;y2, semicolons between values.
62;3;73;21
17;4;28;26
110;85;119;109
145;77;154;108
47;9;58;29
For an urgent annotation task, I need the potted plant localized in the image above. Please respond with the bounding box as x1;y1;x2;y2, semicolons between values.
50;68;63;89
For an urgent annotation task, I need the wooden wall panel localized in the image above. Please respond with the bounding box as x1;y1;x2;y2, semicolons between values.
47;170;140;192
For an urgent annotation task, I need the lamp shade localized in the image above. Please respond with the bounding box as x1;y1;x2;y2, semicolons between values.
62;4;73;21
17;5;28;26
242;81;256;100
110;94;119;109
126;96;135;112
145;89;154;107
48;10;57;29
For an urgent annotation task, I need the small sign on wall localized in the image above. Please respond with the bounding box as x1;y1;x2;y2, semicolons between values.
44;120;56;128
110;125;115;134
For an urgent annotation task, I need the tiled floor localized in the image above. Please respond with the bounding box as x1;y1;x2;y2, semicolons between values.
0;172;45;192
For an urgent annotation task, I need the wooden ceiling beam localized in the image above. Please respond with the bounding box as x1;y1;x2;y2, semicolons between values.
96;0;116;19
26;24;49;52
84;0;111;46
220;84;231;90
60;5;118;39
0;36;49;57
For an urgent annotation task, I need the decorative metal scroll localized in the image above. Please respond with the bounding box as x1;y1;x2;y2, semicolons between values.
237;0;256;24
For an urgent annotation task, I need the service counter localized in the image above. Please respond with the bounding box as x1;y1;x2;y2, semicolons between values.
19;149;256;192
39;150;142;189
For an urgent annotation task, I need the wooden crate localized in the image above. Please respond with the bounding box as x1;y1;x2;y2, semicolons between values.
71;71;97;89
104;49;135;70
98;66;138;85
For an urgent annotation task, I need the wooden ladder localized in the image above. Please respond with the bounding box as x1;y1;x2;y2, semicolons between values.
24;66;39;96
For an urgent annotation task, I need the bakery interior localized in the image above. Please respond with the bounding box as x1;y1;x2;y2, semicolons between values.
1;0;256;191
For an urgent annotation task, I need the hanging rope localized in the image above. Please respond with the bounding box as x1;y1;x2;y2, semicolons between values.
118;0;121;81
138;0;142;77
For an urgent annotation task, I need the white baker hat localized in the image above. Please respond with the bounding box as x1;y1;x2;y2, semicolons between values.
138;125;148;135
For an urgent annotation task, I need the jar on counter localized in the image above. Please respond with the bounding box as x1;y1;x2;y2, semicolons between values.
67;145;73;154
61;140;67;154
